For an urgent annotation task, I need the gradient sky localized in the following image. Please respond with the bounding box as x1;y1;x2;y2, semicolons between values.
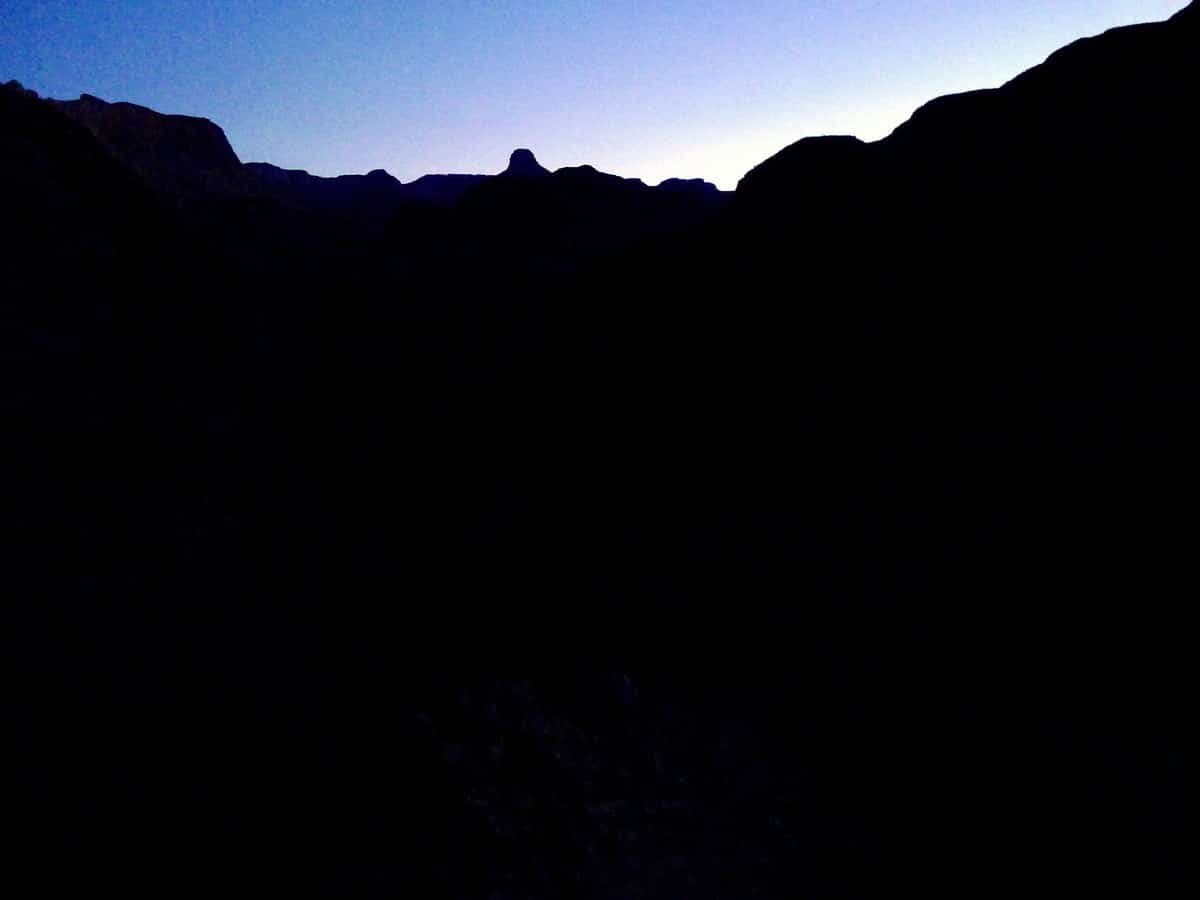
2;1;1188;188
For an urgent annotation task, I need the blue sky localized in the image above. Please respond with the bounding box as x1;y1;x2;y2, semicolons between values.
2;1;1188;188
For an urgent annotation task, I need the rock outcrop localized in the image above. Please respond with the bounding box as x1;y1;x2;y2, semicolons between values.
50;92;251;196
657;177;722;195
500;148;550;178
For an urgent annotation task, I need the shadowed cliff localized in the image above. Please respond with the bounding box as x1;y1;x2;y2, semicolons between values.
51;92;252;197
735;0;1198;306
1;4;1192;896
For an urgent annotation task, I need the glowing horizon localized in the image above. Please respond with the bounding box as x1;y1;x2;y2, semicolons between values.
2;1;1188;190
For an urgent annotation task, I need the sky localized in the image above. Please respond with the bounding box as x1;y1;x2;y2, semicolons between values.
2;1;1189;189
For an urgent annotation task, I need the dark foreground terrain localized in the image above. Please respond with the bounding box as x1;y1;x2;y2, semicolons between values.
2;4;1193;896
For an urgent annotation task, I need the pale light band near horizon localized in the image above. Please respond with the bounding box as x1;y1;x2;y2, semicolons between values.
1;1;1187;189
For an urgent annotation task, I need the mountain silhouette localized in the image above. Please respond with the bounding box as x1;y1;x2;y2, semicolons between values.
737;0;1198;261
396;171;490;207
14;82;728;243
50;91;252;197
657;176;723;196
721;0;1198;398
245;161;405;222
2;4;1192;896
450;156;730;264
500;147;551;177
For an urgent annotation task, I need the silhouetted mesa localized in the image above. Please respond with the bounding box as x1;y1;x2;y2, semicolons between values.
657;177;723;196
500;148;550;178
50;92;250;196
397;172;490;207
245;162;405;219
